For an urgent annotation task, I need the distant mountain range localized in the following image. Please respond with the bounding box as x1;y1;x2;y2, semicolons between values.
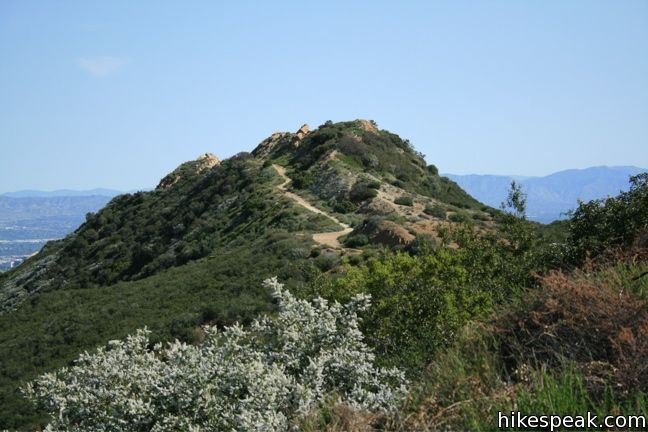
446;166;647;223
1;188;125;198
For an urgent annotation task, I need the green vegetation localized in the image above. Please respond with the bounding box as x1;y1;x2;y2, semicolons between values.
349;180;379;203
315;251;492;369
424;203;446;218
448;211;469;223
1;121;646;430
567;172;648;262
393;196;413;206
343;234;369;248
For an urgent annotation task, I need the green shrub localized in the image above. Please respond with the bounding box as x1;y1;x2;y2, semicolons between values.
344;234;370;248
349;182;378;203
291;171;314;189
450;201;471;209
405;235;437;256
332;199;357;214
314;253;340;272
449;212;469;223
394;196;413;206
347;254;363;266
316;251;495;369
424;204;446;219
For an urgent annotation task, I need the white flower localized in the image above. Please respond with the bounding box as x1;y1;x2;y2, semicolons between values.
25;278;407;431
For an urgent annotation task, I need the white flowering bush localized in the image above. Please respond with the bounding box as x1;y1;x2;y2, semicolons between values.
24;278;407;431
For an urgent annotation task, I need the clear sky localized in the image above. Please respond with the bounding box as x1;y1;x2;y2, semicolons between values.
1;1;647;192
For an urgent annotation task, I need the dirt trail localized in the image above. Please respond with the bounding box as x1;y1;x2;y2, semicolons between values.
273;164;352;248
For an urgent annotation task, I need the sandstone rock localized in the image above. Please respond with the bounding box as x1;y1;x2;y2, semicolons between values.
359;197;398;216
198;153;220;168
291;124;310;147
357;119;378;133
355;219;415;247
295;123;310;139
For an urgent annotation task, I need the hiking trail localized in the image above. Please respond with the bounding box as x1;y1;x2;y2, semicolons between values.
272;164;353;248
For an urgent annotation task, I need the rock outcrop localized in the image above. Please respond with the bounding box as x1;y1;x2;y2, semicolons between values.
156;153;220;190
196;153;220;171
354;218;415;247
295;123;310;140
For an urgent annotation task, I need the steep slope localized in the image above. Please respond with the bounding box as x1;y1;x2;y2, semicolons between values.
0;120;488;429
447;166;647;222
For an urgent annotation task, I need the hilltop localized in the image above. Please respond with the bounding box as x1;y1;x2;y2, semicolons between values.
0;120;493;428
0;120;493;313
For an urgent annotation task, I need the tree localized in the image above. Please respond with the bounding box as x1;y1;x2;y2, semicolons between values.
501;180;526;219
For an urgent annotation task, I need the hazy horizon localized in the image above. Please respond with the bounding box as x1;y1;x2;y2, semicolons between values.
2;1;647;192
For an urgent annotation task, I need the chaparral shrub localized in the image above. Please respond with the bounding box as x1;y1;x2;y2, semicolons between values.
24;278;406;432
496;269;648;397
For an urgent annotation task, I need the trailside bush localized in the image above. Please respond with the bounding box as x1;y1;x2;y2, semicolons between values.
344;234;370;248
24;278;406;432
316;251;495;370
568;173;648;263
496;269;648;397
332;199;357;214
292;171;314;189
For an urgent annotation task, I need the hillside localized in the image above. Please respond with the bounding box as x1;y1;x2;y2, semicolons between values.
447;166;647;222
0;120;491;429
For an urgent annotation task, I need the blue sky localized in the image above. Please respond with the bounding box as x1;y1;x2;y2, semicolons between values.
1;1;647;192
